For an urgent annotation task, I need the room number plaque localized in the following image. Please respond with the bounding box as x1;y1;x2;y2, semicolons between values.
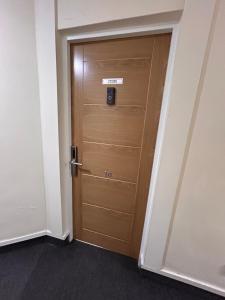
102;78;123;85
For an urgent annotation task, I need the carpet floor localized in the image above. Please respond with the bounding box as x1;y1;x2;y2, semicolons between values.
0;239;223;300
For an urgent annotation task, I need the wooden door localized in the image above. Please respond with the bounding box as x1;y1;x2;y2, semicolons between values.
71;34;171;258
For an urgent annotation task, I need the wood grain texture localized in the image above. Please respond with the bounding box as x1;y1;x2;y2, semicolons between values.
84;36;154;61
84;58;151;105
71;45;83;240
82;142;140;182
83;104;145;146
82;204;133;241
81;228;129;256
81;174;136;213
130;34;171;258
71;34;171;258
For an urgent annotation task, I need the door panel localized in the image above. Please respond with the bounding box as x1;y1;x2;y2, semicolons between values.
84;36;154;61
71;34;171;258
82;104;145;146
131;35;173;256
82;229;129;255
83;59;151;105
82;142;140;182
82;204;133;241
81;174;136;213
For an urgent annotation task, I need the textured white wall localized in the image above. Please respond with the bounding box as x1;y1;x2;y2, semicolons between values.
0;0;46;243
165;0;225;292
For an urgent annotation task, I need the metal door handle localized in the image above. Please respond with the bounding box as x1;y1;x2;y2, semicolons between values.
70;159;83;167
70;159;83;176
70;145;82;176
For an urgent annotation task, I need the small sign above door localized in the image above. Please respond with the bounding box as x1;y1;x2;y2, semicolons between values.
102;78;123;85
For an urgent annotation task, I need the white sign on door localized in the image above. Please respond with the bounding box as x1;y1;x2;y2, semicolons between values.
102;78;123;85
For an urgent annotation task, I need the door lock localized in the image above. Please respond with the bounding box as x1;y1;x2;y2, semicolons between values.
107;87;116;105
70;145;82;176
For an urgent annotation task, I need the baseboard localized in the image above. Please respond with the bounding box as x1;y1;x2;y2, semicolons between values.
0;230;47;247
161;268;225;298
0;230;70;249
141;264;225;297
45;230;70;241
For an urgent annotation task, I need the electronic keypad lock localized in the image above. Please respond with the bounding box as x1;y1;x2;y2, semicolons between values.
107;87;116;105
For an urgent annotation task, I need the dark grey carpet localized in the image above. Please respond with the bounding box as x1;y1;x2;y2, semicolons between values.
0;239;223;300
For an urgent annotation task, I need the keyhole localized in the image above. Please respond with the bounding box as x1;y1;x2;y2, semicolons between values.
104;170;112;178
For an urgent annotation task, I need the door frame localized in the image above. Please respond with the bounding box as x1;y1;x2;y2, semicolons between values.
57;20;179;262
70;34;173;258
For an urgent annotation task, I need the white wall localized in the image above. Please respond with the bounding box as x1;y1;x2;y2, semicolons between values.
2;0;221;296
0;0;46;244
141;0;215;267
165;0;225;292
141;0;225;296
57;0;184;29
35;0;64;239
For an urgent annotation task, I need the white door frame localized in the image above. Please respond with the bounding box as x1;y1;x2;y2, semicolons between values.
57;20;179;253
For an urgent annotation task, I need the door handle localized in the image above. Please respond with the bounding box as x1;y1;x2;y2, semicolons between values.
70;146;82;176
70;159;83;167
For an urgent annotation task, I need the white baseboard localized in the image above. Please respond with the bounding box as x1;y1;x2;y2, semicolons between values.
0;230;70;247
162;268;225;297
0;230;47;247
46;230;70;240
141;264;225;297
